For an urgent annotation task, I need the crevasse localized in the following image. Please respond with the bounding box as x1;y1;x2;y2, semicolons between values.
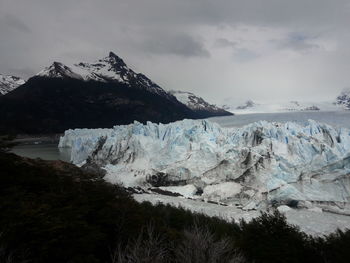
59;119;350;211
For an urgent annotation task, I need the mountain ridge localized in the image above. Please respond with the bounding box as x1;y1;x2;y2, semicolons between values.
0;51;232;134
0;76;198;134
169;90;232;117
336;89;350;110
37;52;174;100
0;74;25;95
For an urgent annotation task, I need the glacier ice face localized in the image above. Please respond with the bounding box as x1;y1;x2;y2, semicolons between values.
59;119;350;210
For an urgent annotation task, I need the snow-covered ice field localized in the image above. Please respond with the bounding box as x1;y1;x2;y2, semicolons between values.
209;111;350;129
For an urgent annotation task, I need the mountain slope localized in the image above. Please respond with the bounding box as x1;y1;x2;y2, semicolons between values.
169;90;232;117
0;74;25;95
236;100;256;110
0;52;231;134
37;52;174;100
0;77;197;134
5;151;348;263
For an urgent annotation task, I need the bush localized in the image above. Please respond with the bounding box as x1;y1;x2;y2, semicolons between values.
111;224;170;263
112;224;246;263
1;152;350;263
174;224;245;263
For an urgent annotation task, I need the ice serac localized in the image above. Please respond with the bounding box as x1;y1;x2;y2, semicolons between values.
0;74;25;95
59;119;350;212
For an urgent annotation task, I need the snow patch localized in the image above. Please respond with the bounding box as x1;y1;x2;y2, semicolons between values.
0;74;25;95
277;205;292;213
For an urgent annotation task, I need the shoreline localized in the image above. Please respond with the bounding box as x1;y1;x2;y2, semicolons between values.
12;134;62;145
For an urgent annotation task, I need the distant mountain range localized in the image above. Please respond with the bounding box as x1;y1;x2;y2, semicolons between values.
222;94;350;114
0;52;231;134
336;89;350;110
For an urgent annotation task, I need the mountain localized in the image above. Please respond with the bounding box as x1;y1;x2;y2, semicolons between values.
0;77;197;134
37;52;173;100
336;89;350;110
222;99;339;114
60;119;350;214
0;74;25;95
236;100;255;110
0;52;214;134
169;90;232;117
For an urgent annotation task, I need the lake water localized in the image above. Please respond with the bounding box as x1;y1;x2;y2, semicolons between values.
10;111;350;161
11;142;71;162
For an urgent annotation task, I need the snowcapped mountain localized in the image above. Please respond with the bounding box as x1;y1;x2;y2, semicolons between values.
1;52;230;134
0;74;25;95
336;89;350;110
37;62;84;80
37;52;172;100
169;90;232;117
222;99;340;114
60;119;350;213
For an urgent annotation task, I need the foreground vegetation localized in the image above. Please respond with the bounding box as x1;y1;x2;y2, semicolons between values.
0;151;349;263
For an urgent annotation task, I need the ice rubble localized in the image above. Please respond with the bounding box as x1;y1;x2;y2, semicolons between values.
59;119;350;211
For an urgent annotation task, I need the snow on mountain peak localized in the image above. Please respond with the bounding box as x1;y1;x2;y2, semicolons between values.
169;90;224;112
0;74;25;95
107;51;128;68
37;62;83;79
35;52;171;98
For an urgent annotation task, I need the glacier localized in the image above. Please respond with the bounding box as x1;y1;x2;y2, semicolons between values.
59;119;350;212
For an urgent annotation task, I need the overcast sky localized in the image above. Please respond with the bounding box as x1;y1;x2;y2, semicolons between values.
1;0;350;104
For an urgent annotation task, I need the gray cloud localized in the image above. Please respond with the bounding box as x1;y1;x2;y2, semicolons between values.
233;49;259;63
0;13;31;33
140;33;210;58
0;0;349;102
214;38;238;48
8;67;36;78
273;32;321;53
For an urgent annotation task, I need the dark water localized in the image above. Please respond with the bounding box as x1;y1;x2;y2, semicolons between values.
11;143;71;162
